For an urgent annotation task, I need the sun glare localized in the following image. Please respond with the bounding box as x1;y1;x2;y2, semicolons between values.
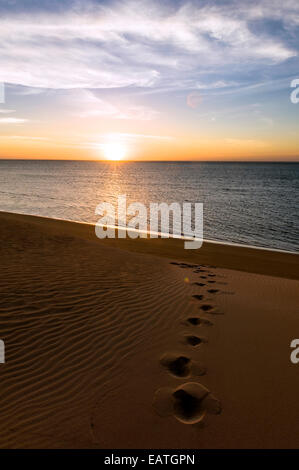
102;142;127;161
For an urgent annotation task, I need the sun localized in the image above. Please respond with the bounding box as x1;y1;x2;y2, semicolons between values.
102;142;127;161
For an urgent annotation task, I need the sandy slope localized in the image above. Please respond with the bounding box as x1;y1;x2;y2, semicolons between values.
0;212;298;448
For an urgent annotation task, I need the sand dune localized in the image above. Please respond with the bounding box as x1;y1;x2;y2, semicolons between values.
0;212;298;448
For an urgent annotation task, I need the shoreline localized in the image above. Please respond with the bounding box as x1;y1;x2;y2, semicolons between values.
1;210;298;255
1;210;298;280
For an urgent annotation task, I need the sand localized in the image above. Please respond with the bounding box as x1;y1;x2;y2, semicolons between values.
0;211;298;449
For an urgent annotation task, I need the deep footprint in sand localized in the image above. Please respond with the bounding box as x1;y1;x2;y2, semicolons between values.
160;353;206;378
200;304;213;312
194;282;205;287
184;335;206;346
186;317;213;327
207;289;219;294
153;382;221;424
160;354;190;377
199;304;223;315
193;294;204;301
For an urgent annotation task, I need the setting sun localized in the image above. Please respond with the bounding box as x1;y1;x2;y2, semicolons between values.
102;142;127;161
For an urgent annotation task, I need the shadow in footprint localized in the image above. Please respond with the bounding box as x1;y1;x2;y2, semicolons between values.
173;384;221;423
160;354;190;377
193;294;204;301
160;353;206;378
187;317;213;327
185;335;205;346
200;304;213;312
199;304;224;315
207;289;219;294
153;382;221;424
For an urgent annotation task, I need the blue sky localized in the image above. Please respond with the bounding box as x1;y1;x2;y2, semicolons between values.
0;0;298;159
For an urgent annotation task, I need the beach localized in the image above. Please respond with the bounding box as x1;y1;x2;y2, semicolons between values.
0;211;298;449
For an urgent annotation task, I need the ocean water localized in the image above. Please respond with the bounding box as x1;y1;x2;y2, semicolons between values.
0;160;298;253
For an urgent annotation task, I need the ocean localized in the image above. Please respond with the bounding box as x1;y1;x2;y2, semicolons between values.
0;160;298;253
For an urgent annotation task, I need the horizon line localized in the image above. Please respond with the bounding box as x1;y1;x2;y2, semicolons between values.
0;158;299;163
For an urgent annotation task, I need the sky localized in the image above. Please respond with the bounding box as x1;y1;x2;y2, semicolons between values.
0;0;298;161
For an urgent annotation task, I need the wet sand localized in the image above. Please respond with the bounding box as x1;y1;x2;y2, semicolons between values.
0;211;298;448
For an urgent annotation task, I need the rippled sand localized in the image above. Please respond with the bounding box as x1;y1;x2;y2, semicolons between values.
0;212;298;448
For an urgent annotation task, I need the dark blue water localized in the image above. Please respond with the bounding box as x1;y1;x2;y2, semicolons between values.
0;160;298;252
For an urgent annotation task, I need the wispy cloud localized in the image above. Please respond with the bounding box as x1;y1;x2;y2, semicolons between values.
71;132;174;150
77;102;159;120
0;117;28;124
69;89;159;120
0;0;297;90
0;135;47;140
100;132;174;142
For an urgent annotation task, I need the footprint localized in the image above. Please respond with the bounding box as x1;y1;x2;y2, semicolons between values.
199;305;223;315
200;304;213;311
193;294;204;301
208;280;216;284
200;276;207;279
160;354;191;377
185;335;206;346
194;282;205;287
208;274;216;277
153;382;221;424
186;317;213;327
207;289;219;294
160;353;206;378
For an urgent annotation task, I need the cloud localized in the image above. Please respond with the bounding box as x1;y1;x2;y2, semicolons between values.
77;103;159;120
100;132;174;142
0;109;15;113
70;89;159;120
12;87;47;96
0;0;297;90
77;132;174;150
196;81;238;90
0;117;28;124
0;135;47;140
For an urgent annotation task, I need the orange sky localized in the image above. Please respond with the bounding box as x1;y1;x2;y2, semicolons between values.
0;131;298;161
